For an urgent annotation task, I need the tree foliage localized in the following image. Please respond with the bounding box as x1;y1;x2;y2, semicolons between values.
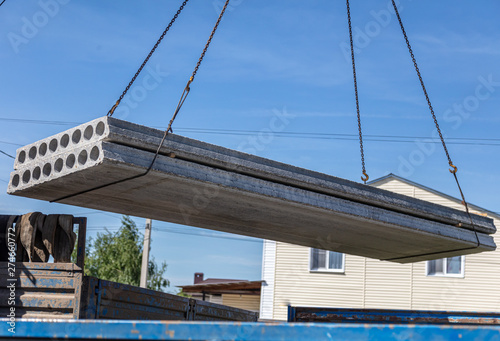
81;216;169;291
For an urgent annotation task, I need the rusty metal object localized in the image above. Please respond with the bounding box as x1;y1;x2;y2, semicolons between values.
288;306;500;325
1;262;257;322
0;262;82;319
191;298;258;322
85;277;257;322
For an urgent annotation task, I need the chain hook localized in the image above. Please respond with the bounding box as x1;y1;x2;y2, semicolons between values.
449;161;458;174
361;171;369;183
107;100;120;117
185;76;193;91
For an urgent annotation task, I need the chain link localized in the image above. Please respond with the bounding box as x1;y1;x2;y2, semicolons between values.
391;0;480;249
189;0;230;84
390;0;452;165
108;0;191;117
346;0;368;183
166;0;231;133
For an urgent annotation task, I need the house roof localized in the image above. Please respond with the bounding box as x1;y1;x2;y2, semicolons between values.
178;280;263;295
368;173;500;220
195;278;246;285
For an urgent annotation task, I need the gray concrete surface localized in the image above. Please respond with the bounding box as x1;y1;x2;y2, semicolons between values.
11;116;496;234
8;140;496;263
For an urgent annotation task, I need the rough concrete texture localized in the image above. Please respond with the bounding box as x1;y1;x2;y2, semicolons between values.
13;118;108;170
11;116;496;235
8;138;496;263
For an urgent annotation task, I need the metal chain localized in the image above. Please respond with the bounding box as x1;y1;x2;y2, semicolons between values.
346;0;369;184
390;0;453;167
107;0;191;117
391;0;479;248
165;0;231;133
53;0;232;203
191;0;230;84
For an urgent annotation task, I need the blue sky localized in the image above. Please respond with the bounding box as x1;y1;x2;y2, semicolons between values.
1;0;499;291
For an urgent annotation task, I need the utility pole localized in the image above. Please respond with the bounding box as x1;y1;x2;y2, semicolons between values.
140;218;152;288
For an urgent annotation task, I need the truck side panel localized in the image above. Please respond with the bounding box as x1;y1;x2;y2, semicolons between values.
2;320;500;341
89;278;190;320
288;306;500;325
1;263;257;322
0;262;82;319
190;298;258;322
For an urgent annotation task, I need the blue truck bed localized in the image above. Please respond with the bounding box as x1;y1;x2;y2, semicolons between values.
2;319;500;341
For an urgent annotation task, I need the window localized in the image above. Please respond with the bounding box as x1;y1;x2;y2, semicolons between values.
426;256;464;277
310;248;344;272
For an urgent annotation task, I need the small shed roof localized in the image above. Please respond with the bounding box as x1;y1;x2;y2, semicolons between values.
179;280;263;295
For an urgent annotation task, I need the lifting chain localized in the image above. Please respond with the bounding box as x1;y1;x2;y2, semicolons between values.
166;0;231;133
391;0;479;247
53;0;231;203
390;0;455;171
346;0;369;184
108;0;191;117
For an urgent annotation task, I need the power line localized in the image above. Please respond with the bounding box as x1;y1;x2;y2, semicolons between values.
86;226;121;230
0;150;14;159
0;0;6;7
0;117;79;126
0;116;498;141
0;140;23;147
1;117;499;146
85;225;261;243
172;127;500;142
172;130;500;146
153;227;262;243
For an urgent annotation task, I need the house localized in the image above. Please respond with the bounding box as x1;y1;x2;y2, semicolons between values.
179;272;262;313
260;174;500;321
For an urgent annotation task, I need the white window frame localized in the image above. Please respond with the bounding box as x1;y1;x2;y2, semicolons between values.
426;256;465;278
309;248;345;273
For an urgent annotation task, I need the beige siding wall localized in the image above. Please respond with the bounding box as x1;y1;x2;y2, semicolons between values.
208;294;223;305
269;177;500;320
363;258;412;309
222;294;261;312
273;242;365;320
377;179;500;311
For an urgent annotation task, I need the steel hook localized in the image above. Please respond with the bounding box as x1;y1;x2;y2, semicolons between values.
361;171;369;183
449;162;458;174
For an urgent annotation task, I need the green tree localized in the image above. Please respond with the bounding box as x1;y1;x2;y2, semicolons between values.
79;216;169;291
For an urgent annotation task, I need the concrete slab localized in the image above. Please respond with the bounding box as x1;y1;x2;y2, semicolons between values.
8;140;496;263
11;117;496;235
